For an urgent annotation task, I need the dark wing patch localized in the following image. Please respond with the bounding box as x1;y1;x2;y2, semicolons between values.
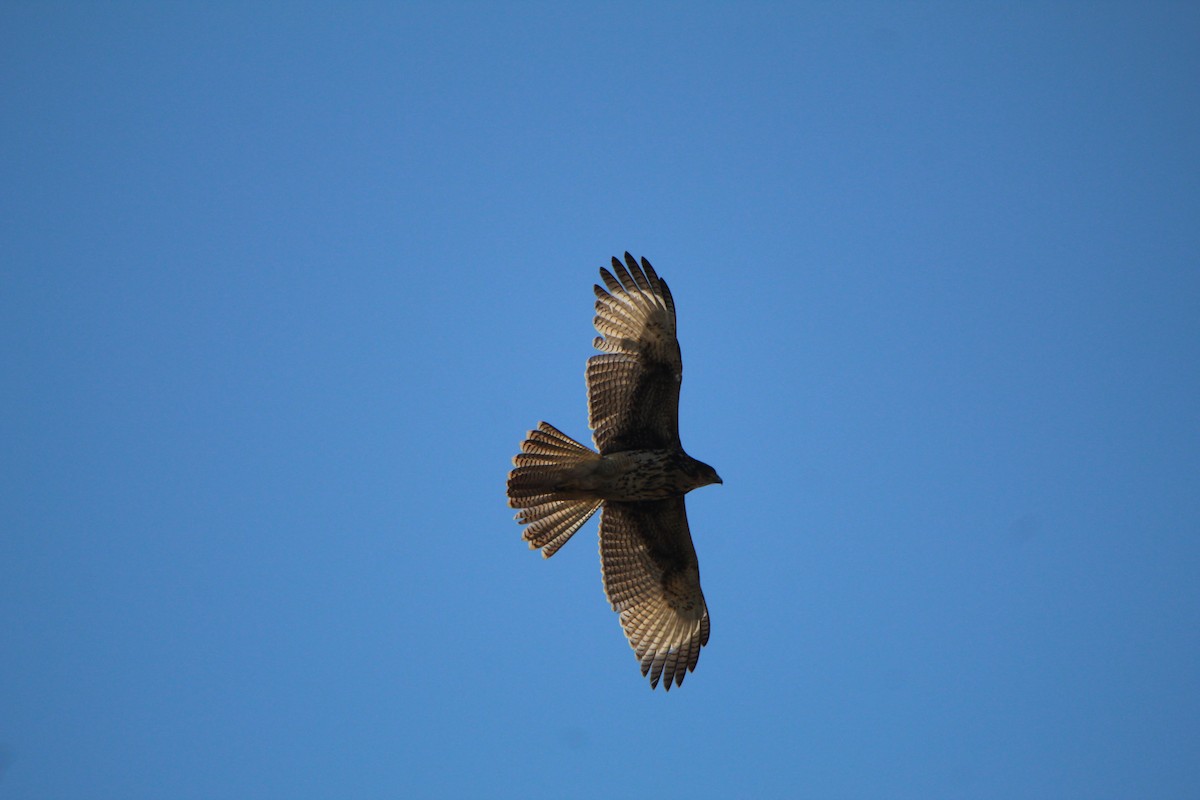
599;497;709;690
587;253;682;453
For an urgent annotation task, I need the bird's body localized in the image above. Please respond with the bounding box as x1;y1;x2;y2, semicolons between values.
509;445;716;502
506;253;720;690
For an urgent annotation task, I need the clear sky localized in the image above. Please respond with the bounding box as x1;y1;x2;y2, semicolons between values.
2;3;1198;798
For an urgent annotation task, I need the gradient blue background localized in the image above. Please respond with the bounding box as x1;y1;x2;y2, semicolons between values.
2;3;1197;798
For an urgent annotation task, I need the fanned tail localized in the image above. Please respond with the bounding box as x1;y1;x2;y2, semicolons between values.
507;422;603;558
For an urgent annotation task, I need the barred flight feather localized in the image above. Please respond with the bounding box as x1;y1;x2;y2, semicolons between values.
598;499;709;690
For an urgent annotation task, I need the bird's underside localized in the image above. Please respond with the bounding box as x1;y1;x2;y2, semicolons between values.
506;253;721;690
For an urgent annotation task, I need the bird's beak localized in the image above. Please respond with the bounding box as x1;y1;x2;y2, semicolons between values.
715;475;723;485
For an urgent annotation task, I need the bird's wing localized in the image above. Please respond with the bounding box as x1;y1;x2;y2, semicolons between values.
587;253;682;453
599;497;709;690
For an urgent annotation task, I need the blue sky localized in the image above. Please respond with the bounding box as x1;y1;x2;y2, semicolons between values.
2;3;1198;797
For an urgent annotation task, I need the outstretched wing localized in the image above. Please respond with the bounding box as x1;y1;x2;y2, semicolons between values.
599;497;709;690
587;253;682;454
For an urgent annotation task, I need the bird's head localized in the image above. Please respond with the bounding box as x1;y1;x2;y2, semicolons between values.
688;458;723;490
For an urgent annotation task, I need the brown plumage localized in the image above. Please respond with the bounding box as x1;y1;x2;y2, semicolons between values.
506;253;721;690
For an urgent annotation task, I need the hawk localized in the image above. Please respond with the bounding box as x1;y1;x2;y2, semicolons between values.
506;253;721;690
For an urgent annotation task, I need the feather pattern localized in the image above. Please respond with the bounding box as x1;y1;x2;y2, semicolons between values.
587;253;682;453
599;497;709;690
507;422;602;557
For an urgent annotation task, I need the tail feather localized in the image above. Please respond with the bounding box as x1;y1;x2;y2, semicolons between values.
521;499;601;558
507;422;603;558
506;421;598;499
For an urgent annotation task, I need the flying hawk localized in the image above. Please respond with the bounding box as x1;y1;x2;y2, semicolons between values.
506;253;721;690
